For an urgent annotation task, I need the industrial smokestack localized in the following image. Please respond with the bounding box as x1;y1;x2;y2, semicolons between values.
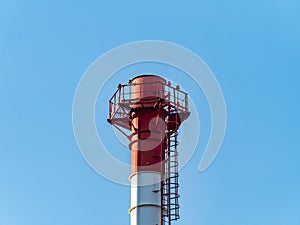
108;75;189;225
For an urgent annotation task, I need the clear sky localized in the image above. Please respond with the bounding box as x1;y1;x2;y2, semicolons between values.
0;1;300;225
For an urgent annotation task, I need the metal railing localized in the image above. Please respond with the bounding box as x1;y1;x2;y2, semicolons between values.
108;81;189;123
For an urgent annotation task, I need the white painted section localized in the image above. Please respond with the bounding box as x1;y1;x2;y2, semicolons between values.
130;171;161;225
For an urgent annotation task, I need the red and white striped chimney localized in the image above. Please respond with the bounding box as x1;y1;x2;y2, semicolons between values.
108;75;189;225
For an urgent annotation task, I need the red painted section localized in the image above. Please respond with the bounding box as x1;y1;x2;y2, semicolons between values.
130;107;165;173
129;75;166;173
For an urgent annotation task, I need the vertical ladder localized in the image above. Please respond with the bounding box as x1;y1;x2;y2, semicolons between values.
161;112;180;225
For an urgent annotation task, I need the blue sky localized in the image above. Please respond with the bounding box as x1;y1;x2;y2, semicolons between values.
0;1;300;225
